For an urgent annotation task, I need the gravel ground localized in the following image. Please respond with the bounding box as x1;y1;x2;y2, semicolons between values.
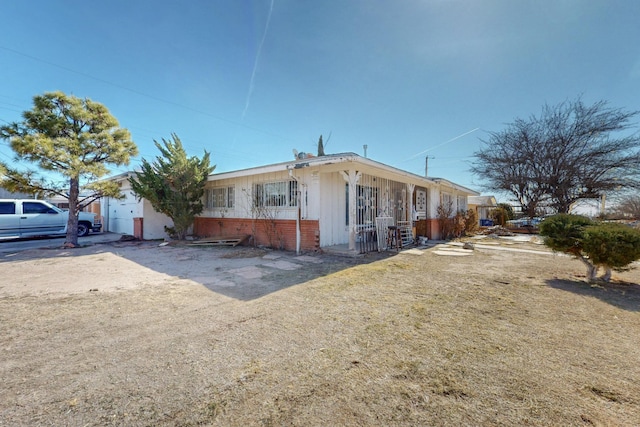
1;238;639;426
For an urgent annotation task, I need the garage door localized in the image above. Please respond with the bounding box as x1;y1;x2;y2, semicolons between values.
107;193;140;235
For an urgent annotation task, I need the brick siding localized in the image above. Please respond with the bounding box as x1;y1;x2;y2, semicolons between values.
415;218;441;240
194;217;320;252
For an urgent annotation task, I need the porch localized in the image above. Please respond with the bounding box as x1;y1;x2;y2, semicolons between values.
332;170;440;252
324;219;430;256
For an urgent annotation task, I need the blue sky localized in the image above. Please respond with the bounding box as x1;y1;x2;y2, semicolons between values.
1;0;640;197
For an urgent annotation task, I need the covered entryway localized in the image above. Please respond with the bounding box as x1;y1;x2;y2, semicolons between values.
322;171;432;253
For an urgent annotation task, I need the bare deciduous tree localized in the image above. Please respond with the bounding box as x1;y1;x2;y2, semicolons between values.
613;194;640;219
471;98;640;215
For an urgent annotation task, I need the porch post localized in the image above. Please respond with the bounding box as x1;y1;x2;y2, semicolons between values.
406;183;415;222
429;185;441;240
340;170;361;251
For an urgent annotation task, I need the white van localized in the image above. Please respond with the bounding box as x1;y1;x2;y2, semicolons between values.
0;199;101;239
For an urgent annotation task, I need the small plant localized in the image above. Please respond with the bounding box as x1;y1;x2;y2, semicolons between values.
452;210;466;238
437;203;479;239
437;201;454;239
242;187;285;249
464;209;479;234
491;206;510;226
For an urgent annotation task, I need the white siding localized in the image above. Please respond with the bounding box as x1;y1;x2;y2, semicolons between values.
457;195;468;212
142;199;173;240
103;188;140;235
318;172;348;246
200;155;480;248
100;179;172;239
203;172;301;221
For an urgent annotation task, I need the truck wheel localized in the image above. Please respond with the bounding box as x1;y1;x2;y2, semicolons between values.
77;222;90;237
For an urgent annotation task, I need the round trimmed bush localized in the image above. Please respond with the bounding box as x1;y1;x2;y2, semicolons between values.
539;214;593;256
583;223;640;271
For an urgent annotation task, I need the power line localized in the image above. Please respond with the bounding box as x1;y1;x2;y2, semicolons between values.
403;128;481;162
0;45;293;166
0;44;293;143
1;97;266;166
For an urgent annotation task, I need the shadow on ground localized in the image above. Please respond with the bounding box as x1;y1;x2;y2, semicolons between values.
0;240;394;301
546;278;640;312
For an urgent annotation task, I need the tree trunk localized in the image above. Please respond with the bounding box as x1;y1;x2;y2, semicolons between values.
176;227;186;240
65;176;80;247
601;267;612;282
578;256;598;282
556;200;572;214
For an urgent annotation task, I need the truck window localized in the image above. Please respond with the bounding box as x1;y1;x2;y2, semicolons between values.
23;202;56;214
0;202;16;214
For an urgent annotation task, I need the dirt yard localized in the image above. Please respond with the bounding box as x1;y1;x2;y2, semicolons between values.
1;237;639;426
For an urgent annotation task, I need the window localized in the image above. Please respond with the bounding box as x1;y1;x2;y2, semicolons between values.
415;188;427;219
441;193;452;207
416;189;427;212
0;202;15;215
23;202;56;214
457;195;468;212
254;181;298;207
345;184;378;226
206;186;234;209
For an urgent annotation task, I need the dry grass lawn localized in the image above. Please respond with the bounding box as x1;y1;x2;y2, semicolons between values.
1;240;639;426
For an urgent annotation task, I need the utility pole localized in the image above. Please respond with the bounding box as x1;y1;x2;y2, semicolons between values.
425;156;434;177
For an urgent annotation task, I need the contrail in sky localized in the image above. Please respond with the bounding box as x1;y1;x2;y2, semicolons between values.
241;0;274;121
405;127;480;161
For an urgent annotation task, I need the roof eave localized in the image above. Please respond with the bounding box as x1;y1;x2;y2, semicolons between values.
208;153;478;194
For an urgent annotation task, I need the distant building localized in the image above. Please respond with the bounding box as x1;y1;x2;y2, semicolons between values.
0;188;33;199
468;195;498;226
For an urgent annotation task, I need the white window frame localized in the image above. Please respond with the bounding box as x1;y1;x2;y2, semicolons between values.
457;195;468;212
206;186;235;209
254;181;298;208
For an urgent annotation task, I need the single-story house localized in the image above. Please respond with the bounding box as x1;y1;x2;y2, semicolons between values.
194;152;479;252
468;195;498;226
100;172;174;240
101;153;478;251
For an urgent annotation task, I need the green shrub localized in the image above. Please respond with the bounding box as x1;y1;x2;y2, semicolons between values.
539;214;640;282
539;214;593;257
583;223;640;271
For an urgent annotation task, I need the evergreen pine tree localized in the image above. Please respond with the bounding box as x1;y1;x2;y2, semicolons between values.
0;91;137;247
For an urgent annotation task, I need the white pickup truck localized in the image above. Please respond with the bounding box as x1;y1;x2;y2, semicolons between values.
0;199;101;239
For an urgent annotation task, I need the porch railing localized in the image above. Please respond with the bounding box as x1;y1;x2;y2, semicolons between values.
356;224;377;254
